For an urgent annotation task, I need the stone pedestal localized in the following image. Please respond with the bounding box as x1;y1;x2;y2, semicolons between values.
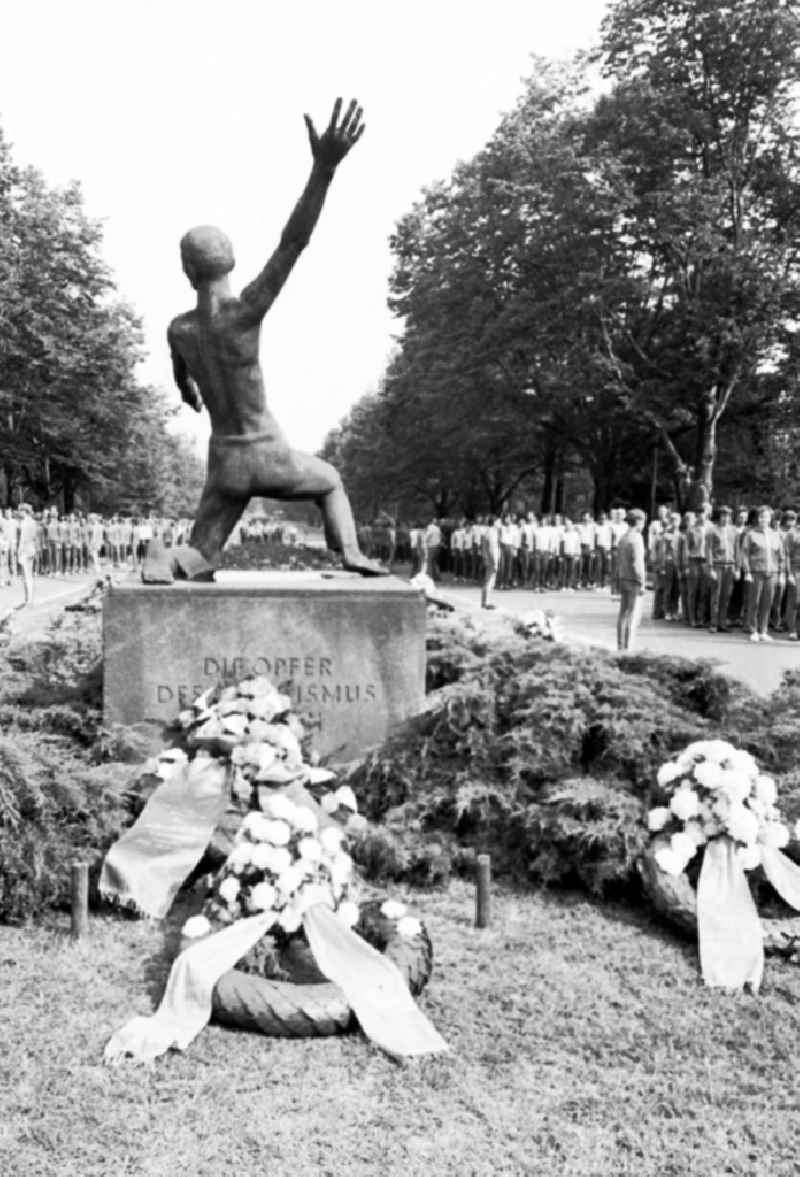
103;571;427;762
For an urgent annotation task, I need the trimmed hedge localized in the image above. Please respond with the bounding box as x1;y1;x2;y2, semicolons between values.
346;616;800;896
1;597;799;921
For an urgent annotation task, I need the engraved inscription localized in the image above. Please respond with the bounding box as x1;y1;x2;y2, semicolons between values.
153;653;378;717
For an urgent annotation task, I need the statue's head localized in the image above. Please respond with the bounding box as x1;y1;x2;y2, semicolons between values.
180;225;235;287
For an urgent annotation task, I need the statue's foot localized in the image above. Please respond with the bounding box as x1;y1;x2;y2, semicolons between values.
141;541;175;584
341;549;389;577
172;544;216;582
141;543;216;584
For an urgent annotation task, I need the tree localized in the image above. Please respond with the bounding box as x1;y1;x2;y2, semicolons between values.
0;124;199;510
590;0;800;505
327;3;800;518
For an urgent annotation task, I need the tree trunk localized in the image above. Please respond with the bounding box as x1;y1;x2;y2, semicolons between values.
699;402;717;501
540;450;556;516
63;472;76;514
554;471;565;516
649;444;658;522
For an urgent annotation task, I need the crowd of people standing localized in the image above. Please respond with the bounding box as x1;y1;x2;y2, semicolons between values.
358;504;800;649
0;506;306;612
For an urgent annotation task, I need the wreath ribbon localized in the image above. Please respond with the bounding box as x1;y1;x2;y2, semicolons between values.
99;756;229;919
105;906;448;1064
100;767;448;1061
697;839;800;991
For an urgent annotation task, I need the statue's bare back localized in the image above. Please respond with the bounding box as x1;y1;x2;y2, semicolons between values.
143;99;385;582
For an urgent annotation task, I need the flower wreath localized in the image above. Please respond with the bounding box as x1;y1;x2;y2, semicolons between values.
103;676;441;1057
642;739;800;989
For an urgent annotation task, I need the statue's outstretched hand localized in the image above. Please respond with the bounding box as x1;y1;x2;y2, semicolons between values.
304;98;364;171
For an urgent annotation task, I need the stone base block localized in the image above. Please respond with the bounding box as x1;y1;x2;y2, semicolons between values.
103;571;427;762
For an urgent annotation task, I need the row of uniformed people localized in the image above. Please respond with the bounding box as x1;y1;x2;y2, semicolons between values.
0;508;194;581
649;504;799;641
439;511;632;590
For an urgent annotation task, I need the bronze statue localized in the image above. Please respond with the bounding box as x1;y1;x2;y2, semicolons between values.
144;98;385;582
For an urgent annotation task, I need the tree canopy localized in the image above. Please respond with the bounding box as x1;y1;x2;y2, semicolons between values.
323;0;800;520
0;125;203;513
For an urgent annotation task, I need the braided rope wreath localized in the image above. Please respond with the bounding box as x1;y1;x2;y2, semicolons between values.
180;899;434;1038
638;847;800;958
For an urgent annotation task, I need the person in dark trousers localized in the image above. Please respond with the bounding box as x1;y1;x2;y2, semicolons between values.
616;509;646;651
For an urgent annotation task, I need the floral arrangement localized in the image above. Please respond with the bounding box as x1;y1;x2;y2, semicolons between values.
513;609;563;643
102;675;446;1060
647;739;796;876
183;785;363;941
177;676;318;788
160;675;425;951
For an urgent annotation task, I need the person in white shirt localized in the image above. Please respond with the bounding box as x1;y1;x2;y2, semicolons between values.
533;518;550;591
519;512;536;588
16;505;37;606
577;512;596;589
408;525;420;575
610;508;628;597
0;513;9;586
450;522;465;580
462;521;474;581
480;515;502;608
87;514;105;572
617;510;647;650
472;517;486;582
560;520;581;589
647;504;670;572
5;508;19;579
550;514;565;589
594;511;613;590
424;518;442;581
498;512;521;589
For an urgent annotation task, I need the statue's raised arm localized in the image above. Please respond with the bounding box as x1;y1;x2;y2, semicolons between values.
238;98;365;327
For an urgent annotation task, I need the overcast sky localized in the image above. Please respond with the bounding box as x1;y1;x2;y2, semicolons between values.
0;0;609;454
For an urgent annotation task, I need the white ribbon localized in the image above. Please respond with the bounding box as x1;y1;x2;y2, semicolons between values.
303;905;449;1058
100;757;229;919
696;839;764;991
105;906;449;1064
104;914;273;1064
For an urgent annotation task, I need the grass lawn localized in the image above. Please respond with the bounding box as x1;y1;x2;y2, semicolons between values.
1;881;798;1177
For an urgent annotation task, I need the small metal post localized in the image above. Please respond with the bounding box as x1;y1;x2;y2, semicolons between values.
475;853;491;928
70;862;89;940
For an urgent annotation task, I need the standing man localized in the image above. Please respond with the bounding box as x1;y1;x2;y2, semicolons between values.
0;512;9;586
16;505;38;608
685;507;714;627
577;511;596;589
5;508;19;581
653;514;679;621
424;517;442;582
647;505;669;577
783;511;800;640
498;511;516;589
560;520;581;590
480;514;501;609
610;508;628;597
740;505;786;642
594;511;612;591
616;509;646;651
708;506;738;633
519;512;535;588
450;519;465;581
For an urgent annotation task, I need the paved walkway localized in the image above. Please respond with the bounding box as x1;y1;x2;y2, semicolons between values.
0;572;97;636
437;583;798;697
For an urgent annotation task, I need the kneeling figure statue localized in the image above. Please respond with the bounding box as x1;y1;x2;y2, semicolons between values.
144;98;385;582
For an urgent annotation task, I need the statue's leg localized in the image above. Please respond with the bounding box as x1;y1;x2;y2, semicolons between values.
189;482;248;566
261;450;387;577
